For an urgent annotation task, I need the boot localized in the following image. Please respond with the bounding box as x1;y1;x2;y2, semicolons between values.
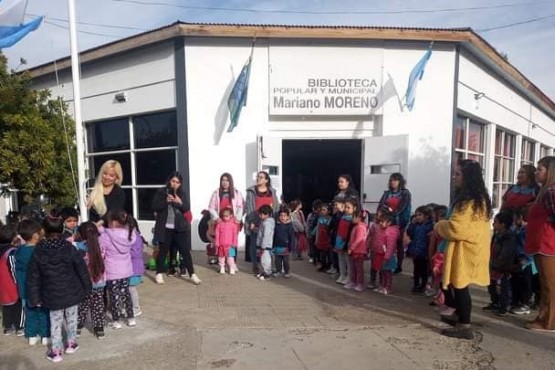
441;324;473;340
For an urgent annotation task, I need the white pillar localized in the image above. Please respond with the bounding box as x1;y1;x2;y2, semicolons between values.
67;0;88;221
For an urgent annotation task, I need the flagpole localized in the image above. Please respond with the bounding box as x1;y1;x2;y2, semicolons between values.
67;0;88;221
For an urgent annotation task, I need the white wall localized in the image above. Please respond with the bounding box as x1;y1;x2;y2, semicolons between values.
458;51;555;149
32;41;176;122
381;42;457;209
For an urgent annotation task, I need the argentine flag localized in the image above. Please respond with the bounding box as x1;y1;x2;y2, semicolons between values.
404;46;432;112
0;0;42;49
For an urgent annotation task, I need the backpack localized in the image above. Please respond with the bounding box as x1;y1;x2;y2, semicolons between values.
0;247;18;305
198;210;212;243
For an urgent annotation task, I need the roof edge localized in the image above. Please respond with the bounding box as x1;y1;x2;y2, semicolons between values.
25;22;555;117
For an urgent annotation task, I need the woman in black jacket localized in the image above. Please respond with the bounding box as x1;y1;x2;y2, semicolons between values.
87;160;126;222
152;171;200;285
27;217;91;363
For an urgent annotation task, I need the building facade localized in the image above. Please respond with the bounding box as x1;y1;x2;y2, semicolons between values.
20;23;555;248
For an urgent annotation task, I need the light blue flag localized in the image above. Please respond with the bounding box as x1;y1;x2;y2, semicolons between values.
227;56;252;133
0;0;42;49
404;46;432;111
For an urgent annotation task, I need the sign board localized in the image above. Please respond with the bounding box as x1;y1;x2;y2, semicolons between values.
269;45;384;116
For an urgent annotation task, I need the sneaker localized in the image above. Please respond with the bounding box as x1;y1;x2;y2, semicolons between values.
219;267;226;274
325;267;335;274
374;287;384;293
425;287;438;297
3;328;14;336
94;327;105;340
272;272;281;278
230;269;236;275
354;285;365;292
190;274;201;285
134;309;142;317
110;321;122;330
180;269;189;277
29;336;40;346
127;318;137;327
46;349;63;363
258;273;268;281
340;277;351;285
41;337;49;346
15;329;24;337
510;305;531;315
439;307;457;317
367;282;377;290
381;288;389;296
344;282;356;290
495;309;508;317
155;273;165;285
167;267;178;277
482;303;498;311
283;273;291;278
65;341;79;354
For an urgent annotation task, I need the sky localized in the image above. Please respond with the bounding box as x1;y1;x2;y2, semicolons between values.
3;0;555;100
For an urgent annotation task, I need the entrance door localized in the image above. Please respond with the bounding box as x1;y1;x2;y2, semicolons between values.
257;135;283;199
362;135;408;212
282;139;362;212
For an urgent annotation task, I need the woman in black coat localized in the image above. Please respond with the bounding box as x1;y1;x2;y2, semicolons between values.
152;171;200;285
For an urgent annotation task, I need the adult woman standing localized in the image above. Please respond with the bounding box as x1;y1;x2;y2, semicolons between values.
245;171;279;273
435;160;492;339
525;156;555;332
334;174;359;201
152;171;200;285
208;173;245;222
377;173;412;273
88;160;126;222
501;164;539;212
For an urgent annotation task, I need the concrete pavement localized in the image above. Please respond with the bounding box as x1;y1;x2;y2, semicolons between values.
1;252;554;370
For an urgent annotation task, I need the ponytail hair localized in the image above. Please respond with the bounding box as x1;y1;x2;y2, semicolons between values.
77;222;104;282
105;209;134;241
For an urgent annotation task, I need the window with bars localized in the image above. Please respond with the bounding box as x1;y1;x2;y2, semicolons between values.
521;138;535;167
86;110;178;221
493;130;516;209
453;115;486;167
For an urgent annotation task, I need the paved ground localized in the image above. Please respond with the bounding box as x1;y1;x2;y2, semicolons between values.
1;251;555;369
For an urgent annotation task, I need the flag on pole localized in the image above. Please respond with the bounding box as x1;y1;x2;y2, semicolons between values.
0;0;42;49
404;44;432;112
227;44;254;133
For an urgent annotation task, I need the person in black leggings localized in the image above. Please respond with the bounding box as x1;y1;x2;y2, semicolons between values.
152;171;200;286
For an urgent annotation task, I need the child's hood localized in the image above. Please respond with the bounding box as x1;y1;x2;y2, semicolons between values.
103;228;137;253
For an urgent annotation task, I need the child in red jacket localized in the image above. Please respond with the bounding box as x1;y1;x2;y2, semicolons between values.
0;225;23;336
369;210;400;295
214;208;239;275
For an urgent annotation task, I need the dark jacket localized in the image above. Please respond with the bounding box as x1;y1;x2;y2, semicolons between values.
273;221;296;252
89;184;126;222
27;237;92;310
406;220;434;259
492;231;518;273
152;187;191;245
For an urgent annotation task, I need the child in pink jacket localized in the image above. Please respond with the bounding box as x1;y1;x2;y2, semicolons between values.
214;208;239;275
368;210;400;295
345;212;369;292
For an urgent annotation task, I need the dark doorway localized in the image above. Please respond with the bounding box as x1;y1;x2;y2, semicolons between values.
282;139;362;213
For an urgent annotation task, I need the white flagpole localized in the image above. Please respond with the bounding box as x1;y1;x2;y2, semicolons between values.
67;0;88;221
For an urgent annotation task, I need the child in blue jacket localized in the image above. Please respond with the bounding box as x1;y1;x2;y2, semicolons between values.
405;206;434;294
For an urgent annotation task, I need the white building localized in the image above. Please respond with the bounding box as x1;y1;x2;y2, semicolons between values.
23;22;555;248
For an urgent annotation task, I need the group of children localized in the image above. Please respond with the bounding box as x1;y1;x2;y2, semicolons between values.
0;207;145;363
484;208;538;316
299;198;450;298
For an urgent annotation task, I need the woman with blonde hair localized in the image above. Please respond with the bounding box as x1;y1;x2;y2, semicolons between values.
525;156;555;332
88;160;126;222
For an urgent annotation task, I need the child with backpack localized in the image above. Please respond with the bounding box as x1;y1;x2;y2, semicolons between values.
75;222;107;339
0;225;24;336
15;220;50;345
27;217;92;363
